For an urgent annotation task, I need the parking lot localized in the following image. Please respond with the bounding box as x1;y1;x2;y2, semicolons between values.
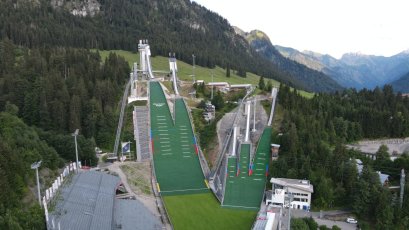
288;209;358;230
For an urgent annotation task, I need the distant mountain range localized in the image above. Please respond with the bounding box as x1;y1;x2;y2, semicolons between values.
234;28;342;92
275;45;409;90
390;72;409;93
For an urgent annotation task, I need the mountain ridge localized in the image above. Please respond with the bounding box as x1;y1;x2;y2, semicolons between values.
275;45;409;89
233;28;342;92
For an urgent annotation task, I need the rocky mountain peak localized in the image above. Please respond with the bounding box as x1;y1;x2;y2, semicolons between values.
50;0;100;17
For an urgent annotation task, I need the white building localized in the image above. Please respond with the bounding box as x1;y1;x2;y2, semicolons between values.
266;178;314;211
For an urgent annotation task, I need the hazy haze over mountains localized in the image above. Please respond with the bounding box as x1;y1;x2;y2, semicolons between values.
276;45;409;90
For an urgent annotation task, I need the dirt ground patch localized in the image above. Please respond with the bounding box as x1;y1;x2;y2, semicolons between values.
106;161;161;221
204;140;219;170
119;161;153;196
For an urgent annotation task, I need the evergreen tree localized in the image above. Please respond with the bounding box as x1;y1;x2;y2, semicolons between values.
374;145;392;169
211;91;225;110
258;76;265;90
226;64;230;77
266;80;273;92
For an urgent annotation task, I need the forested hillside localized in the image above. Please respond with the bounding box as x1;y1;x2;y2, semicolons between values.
0;39;129;228
0;110;60;229
0;39;129;148
272;85;409;229
391;72;409;93
0;0;340;92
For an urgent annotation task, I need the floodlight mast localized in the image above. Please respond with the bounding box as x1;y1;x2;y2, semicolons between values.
72;129;79;173
192;54;196;83
31;160;42;207
211;71;214;100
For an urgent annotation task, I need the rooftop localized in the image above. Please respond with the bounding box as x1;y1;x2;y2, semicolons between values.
270;178;314;193
49;171;161;230
229;84;252;88
206;82;229;86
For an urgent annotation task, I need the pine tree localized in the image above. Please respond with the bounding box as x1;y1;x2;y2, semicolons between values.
211;91;224;110
266;80;272;92
258;76;265;90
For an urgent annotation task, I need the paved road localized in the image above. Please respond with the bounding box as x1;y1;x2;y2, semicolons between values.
315;218;357;230
283;209;358;230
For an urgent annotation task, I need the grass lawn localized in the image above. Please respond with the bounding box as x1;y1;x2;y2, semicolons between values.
97;49;272;85
96;50;315;98
163;193;257;230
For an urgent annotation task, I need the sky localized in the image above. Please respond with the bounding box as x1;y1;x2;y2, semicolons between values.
193;0;409;59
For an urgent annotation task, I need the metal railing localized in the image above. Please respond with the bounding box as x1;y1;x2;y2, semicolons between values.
113;79;131;157
267;87;278;126
211;89;253;178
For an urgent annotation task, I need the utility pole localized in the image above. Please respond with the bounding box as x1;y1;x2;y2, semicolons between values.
252;97;257;132
401;169;405;208
192;54;196;83
211;71;214;100
287;187;293;230
31;161;42;207
72;129;79;173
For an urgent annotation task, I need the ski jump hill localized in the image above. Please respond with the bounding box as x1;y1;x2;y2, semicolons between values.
149;81;209;195
131;41;277;220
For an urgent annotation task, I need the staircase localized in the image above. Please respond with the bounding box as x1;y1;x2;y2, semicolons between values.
133;106;151;161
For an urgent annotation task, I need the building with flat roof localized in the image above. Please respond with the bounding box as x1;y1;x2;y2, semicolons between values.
206;82;230;91
266;178;314;211
228;84;252;92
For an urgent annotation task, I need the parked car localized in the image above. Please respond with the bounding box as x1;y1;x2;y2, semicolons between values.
346;217;358;224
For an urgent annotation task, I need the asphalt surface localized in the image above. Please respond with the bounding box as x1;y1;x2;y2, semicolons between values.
287;209;358;230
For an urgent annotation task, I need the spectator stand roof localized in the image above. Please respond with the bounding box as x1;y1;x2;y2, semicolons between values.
49;171;161;230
